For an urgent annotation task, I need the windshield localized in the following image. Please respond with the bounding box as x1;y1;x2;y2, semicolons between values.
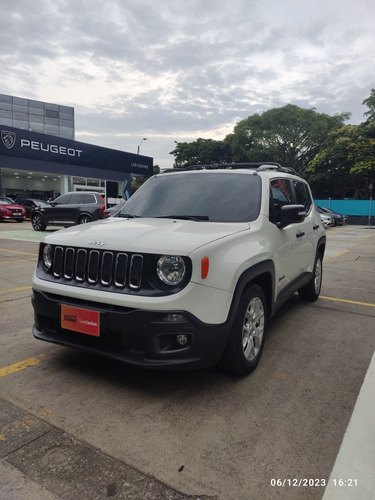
0;198;14;205
120;172;261;222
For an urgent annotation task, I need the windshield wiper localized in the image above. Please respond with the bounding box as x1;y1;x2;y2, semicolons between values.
156;215;209;221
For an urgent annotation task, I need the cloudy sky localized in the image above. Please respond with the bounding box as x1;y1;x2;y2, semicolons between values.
1;0;374;169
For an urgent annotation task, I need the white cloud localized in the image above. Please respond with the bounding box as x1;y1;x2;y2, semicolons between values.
1;0;374;169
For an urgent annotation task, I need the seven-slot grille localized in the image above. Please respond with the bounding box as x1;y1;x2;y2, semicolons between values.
52;246;143;290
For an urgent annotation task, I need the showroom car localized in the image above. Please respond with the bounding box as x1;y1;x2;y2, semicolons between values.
0;196;26;222
14;198;50;219
31;191;107;231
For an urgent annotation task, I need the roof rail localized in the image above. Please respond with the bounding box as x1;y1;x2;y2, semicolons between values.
162;162;301;176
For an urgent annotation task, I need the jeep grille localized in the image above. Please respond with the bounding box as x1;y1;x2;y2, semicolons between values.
52;246;143;290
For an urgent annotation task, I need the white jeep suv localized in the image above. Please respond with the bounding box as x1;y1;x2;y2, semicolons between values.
32;163;326;375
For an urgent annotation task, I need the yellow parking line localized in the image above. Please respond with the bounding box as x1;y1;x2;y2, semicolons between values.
0;248;38;256
324;250;350;260
0;286;33;295
320;296;375;308
0;259;36;264
0;355;45;378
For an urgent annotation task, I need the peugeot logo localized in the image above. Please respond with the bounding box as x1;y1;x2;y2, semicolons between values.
1;130;16;149
88;240;107;246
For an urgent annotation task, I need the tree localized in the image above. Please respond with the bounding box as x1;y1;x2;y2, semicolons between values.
226;105;350;173
363;88;375;122
170;138;232;168
307;123;375;199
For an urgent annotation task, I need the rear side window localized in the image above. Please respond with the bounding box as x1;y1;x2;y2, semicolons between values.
83;194;96;204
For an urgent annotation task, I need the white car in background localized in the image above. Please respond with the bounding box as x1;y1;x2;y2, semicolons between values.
320;213;334;228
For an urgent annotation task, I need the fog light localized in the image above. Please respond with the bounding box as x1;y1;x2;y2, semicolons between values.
177;334;188;346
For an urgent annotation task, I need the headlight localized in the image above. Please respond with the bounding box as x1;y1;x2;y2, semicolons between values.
157;255;186;285
42;244;53;270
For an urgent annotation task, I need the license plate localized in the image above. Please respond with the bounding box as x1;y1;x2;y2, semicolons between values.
61;305;100;337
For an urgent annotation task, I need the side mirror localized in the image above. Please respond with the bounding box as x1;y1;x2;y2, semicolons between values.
277;204;306;229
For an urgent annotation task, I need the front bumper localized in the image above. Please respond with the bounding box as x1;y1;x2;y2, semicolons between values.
0;215;25;221
32;289;231;370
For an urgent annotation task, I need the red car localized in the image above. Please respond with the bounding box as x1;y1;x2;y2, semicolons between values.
0;196;26;222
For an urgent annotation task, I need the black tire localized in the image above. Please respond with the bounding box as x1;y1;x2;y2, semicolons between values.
16;219;24;223
78;215;92;224
298;253;323;302
219;284;267;376
31;213;46;231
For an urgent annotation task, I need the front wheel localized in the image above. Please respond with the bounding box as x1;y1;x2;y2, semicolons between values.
298;254;323;301
31;213;46;231
219;284;267;376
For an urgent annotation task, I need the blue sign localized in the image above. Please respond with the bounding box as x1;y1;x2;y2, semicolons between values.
0;125;153;178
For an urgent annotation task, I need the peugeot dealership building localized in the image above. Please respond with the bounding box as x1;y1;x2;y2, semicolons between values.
0;93;153;200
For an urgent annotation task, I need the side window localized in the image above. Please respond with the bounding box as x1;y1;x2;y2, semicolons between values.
293;181;312;212
83;194;95;204
70;193;83;204
269;178;292;224
54;194;71;204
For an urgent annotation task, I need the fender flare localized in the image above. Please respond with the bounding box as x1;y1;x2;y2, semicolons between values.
225;260;276;331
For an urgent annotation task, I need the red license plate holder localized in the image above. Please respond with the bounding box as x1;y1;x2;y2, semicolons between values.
61;305;100;337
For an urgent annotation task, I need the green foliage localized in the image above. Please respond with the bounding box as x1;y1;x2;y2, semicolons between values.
363;88;375;122
169;91;375;199
170;138;232;168
307;123;375;198
170;105;348;173
225;105;349;172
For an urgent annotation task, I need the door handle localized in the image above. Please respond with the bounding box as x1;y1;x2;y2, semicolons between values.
296;231;305;238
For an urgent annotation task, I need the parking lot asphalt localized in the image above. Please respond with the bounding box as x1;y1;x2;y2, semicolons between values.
0;221;374;500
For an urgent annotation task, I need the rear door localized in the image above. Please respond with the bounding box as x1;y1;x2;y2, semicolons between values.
48;193;82;223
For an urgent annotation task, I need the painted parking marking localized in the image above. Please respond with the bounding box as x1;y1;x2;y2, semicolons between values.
324;250;350;260
0;248;38;256
0;355;46;378
1;258;36;264
320;296;375;308
0;285;33;295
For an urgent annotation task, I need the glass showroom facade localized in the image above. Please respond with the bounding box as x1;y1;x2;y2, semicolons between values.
0;93;74;140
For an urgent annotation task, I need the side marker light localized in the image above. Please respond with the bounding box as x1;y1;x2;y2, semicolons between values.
201;257;209;279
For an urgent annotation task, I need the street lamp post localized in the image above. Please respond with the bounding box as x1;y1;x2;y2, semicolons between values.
137;138;147;154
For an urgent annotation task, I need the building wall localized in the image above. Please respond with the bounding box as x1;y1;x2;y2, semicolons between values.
315;199;374;217
0;94;74;140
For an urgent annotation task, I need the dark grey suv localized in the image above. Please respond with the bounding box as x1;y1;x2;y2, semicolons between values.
31;192;106;231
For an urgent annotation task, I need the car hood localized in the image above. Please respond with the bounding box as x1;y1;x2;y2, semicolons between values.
1;203;24;209
42;217;250;254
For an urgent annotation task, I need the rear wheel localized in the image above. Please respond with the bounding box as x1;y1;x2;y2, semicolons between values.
219;284;267;375
31;213;46;231
298;253;322;301
78;215;92;224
